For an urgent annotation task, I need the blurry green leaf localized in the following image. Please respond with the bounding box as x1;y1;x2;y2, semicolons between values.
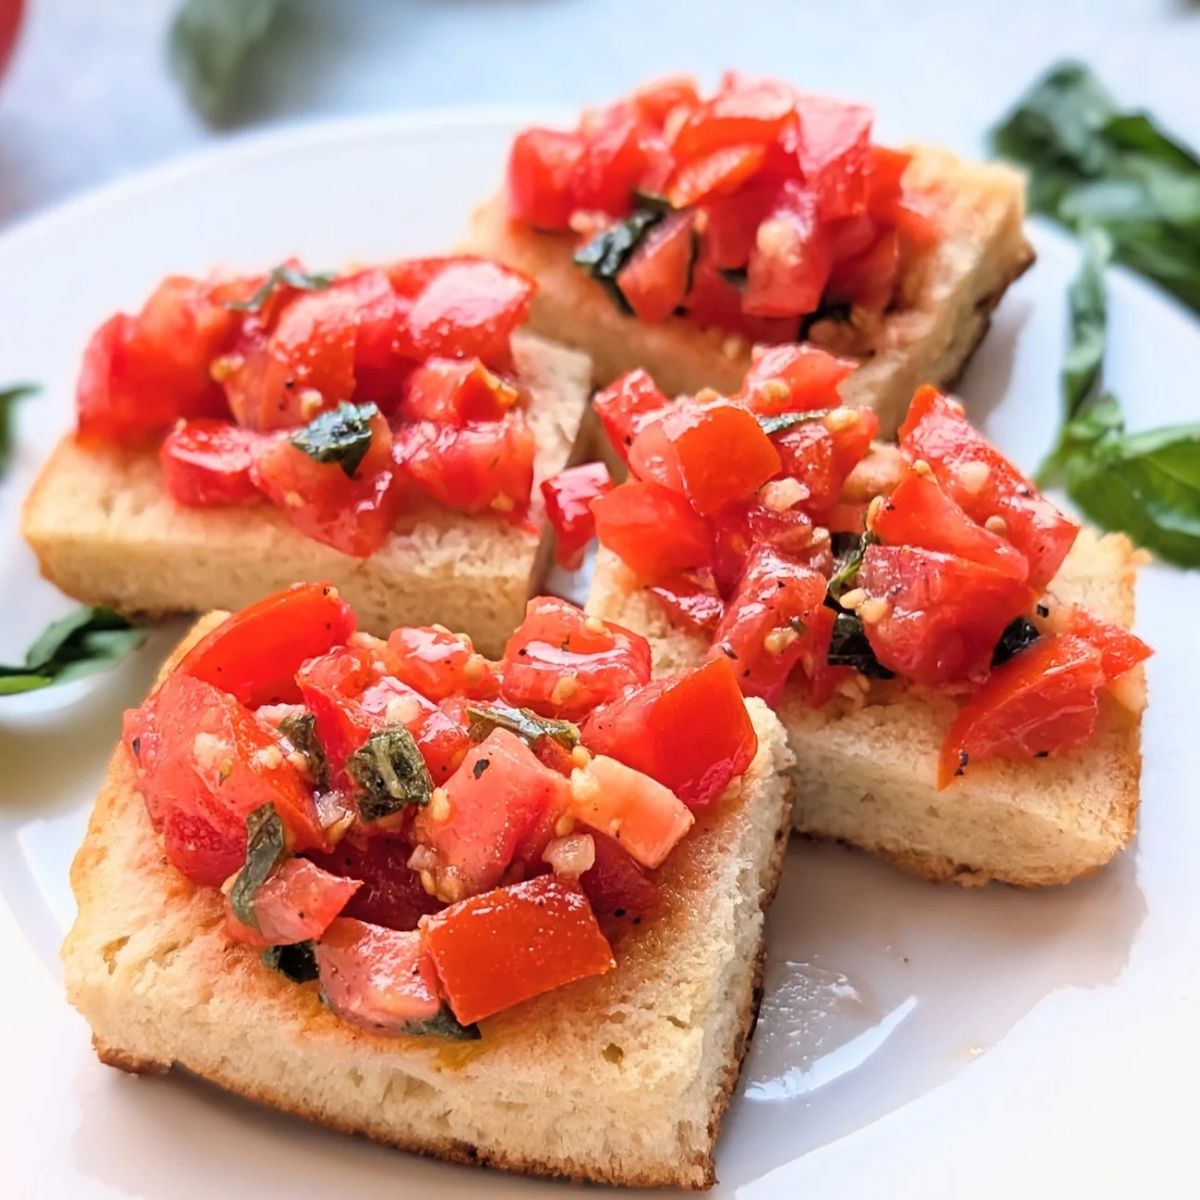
0;607;146;696
0;383;38;478
222;263;336;313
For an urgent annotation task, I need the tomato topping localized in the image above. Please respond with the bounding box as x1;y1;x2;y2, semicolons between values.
177;582;355;708
579;832;660;924
570;113;652;218
794;95;873;221
744;181;833;317
581;656;757;808
616;210;697;323
396;414;535;516
710;501;819;598
734;343;857;414
225;857;361;947
422;875;614;1026
413;728;570;899
316;918;443;1031
712;545;828;703
858;545;1034;686
592;369;670;464
770;409;879;516
872;468;1030;581
648;572;725;633
507;128;587;231
591;480;713;579
499;597;652;720
899;387;1080;590
160;419;268;507
385;626;500;702
1063;607;1152;682
307;835;444;931
541;462;613;569
398;357;519;425
667;143;767;209
792;604;851;707
938;634;1106;788
672;80;796;161
827;226;900;311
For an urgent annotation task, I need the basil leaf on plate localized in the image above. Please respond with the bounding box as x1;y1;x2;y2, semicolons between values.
290;402;378;478
0;383;38;479
223;263;337;313
0;607;145;696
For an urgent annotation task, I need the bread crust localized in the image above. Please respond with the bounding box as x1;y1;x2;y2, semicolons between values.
63;614;796;1189
459;144;1033;435
585;528;1146;888
23;333;592;658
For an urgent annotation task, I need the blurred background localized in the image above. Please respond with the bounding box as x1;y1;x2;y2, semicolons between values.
0;0;1197;229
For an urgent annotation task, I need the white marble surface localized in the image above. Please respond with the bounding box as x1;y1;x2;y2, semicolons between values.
0;0;1198;229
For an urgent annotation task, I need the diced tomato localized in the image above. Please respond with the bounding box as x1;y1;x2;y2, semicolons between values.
160;419;268;507
225;857;361;947
735;343;857;414
398;357;519;425
413;728;570;899
507;128;587;231
616;210;697;323
648;572;725;633
792;604;851;707
938;634;1107;788
827;227;900;311
581;656;757;808
579;832;660;924
630;75;701;125
744;181;833;317
899;387;1080;591
700;183;777;269
771;408;879;515
252;407;403;557
710;501;818;597
307;835;444;931
794;94;873;221
592;479;713;580
396;414;534;516
315;918;443;1032
872;468;1030;581
541;462;613;569
682;260;801;343
712;545;827;703
826;214;879;262
386;625;500;701
177;582;355;708
422;875;614;1025
858;544;1034;686
667;143;767;209
401;258;535;371
591;369;670;464
570;113;651;217
130;673;325;885
1063;607;1152;682
500;597;652;720
671;80;796;162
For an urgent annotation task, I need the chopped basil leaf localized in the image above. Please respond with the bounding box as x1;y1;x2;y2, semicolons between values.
574;208;665;313
399;1007;481;1040
827;532;878;601
466;702;580;750
991;61;1200;314
346;728;433;822
0;382;38;479
229;803;288;930
290;401;378;478
169;0;284;123
826;611;894;679
756;409;835;437
223;263;337;313
0;606;145;696
631;190;675;213
992;616;1042;667
261;940;319;983
278;710;328;788
718;266;748;291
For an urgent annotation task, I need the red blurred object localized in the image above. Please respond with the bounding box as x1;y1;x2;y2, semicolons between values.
0;1;24;88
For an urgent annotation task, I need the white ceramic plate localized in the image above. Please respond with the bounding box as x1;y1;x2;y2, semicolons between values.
0;112;1196;1200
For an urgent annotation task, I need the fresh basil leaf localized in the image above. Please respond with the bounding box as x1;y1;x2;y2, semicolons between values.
0;606;145;696
346;728;433;823
230;804;288;930
756;409;836;437
290;401;378;478
169;0;284;123
574;208;664;313
223;263;337;313
991;616;1041;667
277;709;327;788
826;611;893;679
261;940;319;983
400;1007;481;1041
1061;227;1111;420
827;532;878;601
466;702;580;750
0;383;38;478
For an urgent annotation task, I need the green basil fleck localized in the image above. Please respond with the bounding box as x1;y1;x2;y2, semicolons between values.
278;709;328;788
826;611;893;679
223;263;337;314
401;1007;481;1041
827;532;878;601
0;382;38;479
466;702;580;751
229;803;288;931
346;728;433;823
574;208;665;313
0;606;145;696
756;409;836;437
992;616;1042;668
290;401;378;478
261;940;319;983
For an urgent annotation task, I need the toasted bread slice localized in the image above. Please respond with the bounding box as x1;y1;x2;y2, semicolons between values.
23;334;591;658
62;611;795;1189
586;528;1145;887
460;145;1033;436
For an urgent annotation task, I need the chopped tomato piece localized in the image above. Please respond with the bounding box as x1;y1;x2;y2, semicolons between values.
617;210;697;323
682;261;801;342
792;604;852;707
795;94;873;221
938;634;1107;788
899;387;1080;590
316;918;443;1032
160;419;268;507
827;226;900;310
396;414;535;516
592;369;670;464
398;357;519;424
858;544;1034;686
735;343;857;414
579;832;660;924
570;113;651;217
422;875;614;1026
177;582;355;709
581;656;757;808
701;183;777;269
307;835;444;931
712;545;828;703
500;597;651;720
872;468;1030;581
648;572;725;633
671;80;795;162
744;181;833;317
710;500;820;597
771;409;879;516
541;462;613;569
592;479;714;580
413;728;570;899
386;625;499;702
507;127;587;231
667;143;767;209
225;857;361;947
630;75;700;125
1063;607;1152;682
